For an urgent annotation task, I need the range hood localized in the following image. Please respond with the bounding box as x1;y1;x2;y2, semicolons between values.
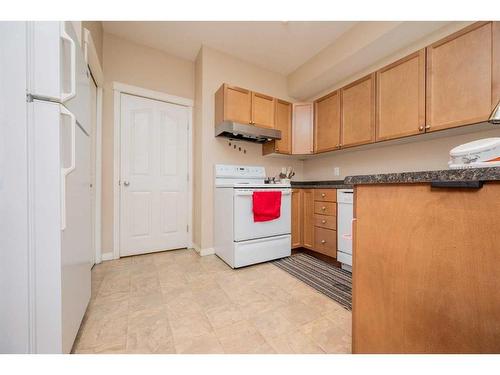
215;121;282;143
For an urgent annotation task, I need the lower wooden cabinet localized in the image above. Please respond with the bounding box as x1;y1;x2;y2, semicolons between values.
291;189;302;248
353;182;500;353
314;214;336;230
291;188;336;258
314;226;337;257
302;189;314;249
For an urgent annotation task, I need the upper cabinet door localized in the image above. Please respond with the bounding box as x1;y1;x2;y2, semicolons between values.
292;103;314;155
314;91;341;153
426;22;492;132
493;22;500;108
341;74;376;148
222;84;252;124
252;92;276;128
275;99;292;154
376;50;426;141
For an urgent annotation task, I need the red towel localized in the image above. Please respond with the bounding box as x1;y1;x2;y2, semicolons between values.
252;191;282;222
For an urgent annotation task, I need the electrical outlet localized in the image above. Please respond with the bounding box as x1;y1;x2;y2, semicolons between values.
334;167;340;176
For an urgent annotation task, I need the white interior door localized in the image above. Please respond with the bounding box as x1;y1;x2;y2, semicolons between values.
120;93;189;256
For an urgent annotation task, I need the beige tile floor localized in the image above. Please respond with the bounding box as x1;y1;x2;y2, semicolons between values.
72;249;352;354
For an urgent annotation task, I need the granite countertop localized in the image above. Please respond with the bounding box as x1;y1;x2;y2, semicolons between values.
344;167;500;185
291;167;500;188
291;180;352;189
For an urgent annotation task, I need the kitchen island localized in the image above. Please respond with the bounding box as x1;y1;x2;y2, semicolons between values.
344;167;500;353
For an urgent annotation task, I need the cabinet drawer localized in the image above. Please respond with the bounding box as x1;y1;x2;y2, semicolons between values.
314;227;337;258
314;189;336;202
314;201;336;216
314;214;336;230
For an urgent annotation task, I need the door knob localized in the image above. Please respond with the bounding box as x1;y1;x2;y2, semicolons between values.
321;240;326;244
321;193;326;197
321;206;326;211
418;125;424;131
123;180;130;186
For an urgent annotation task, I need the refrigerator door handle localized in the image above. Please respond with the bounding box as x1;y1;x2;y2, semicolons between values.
60;22;76;102
60;105;76;230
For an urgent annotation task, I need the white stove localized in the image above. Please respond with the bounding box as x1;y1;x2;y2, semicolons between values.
214;164;291;268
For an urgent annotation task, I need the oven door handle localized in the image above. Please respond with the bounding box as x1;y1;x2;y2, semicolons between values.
234;190;291;196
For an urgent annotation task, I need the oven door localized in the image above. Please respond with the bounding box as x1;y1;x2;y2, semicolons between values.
233;188;291;242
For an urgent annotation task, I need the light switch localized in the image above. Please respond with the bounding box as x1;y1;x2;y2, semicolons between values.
334;167;340;176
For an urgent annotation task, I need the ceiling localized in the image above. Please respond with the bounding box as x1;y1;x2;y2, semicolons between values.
102;21;357;75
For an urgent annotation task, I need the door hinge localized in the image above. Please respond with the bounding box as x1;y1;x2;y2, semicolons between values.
186;225;189;232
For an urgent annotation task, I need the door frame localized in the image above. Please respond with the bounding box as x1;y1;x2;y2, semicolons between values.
83;28;104;265
112;82;194;260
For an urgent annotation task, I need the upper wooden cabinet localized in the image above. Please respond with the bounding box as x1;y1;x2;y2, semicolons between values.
215;83;275;128
426;22;493;132
251;92;276;128
263;99;292;155
314;91;341;153
341;74;376;148
376;50;426;141
292;103;314;154
215;84;252;125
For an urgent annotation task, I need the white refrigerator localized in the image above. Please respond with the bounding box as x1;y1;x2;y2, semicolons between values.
0;21;92;353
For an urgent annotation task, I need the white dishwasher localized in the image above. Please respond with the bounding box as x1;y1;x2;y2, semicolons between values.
337;189;353;272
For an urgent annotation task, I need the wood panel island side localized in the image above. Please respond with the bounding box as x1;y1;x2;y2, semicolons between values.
345;168;500;353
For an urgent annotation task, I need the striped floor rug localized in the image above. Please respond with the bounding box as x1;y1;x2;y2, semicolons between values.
273;253;352;310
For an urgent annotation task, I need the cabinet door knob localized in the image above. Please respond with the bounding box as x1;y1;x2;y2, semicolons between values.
425;125;431;130
321;193;326;197
321;220;326;224
321;206;326;211
321;240;326;244
418;125;424;131
123;181;130;187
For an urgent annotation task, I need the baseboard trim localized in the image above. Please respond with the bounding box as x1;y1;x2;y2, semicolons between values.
101;252;114;261
191;244;215;256
200;247;215;256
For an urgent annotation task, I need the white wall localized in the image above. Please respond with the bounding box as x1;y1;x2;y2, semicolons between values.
194;46;304;251
302;127;500;180
101;32;195;253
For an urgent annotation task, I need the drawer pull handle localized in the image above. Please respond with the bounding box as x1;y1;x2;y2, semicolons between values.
321;206;326;211
321;220;326;224
321;240;326;244
321;193;326;197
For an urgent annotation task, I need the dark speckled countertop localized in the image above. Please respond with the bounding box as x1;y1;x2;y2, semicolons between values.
291;167;500;188
291;180;352;189
344;167;500;185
